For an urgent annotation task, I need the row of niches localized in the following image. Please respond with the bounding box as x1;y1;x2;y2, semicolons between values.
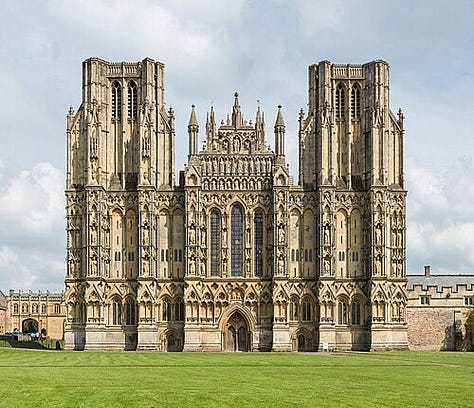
200;177;273;191
203;136;269;154
199;155;274;176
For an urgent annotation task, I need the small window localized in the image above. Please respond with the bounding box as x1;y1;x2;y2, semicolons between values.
128;251;135;262
41;304;46;314
13;304;18;314
54;304;61;314
291;249;295;262
115;251;121;261
464;297;474;306
420;296;430;305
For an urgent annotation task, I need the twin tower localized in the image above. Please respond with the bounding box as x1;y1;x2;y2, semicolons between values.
64;58;407;352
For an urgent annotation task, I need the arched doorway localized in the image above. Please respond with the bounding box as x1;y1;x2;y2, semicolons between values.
225;311;249;352
22;319;38;334
298;334;306;351
163;331;182;352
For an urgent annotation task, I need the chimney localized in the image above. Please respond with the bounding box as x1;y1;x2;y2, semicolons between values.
424;265;431;277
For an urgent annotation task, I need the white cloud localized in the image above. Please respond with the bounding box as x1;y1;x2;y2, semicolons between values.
0;162;64;236
407;159;474;274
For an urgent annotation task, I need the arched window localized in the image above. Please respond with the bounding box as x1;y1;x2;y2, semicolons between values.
125;299;136;325
351;300;361;325
111;81;122;120
302;298;312;322
231;204;243;277
127;81;137;119
210;210;220;276
162;299;171;322
335;83;345;119
13;304;18;314
112;300;122;325
351;84;361;119
338;298;348;325
174;298;184;321
41;304;46;314
289;297;299;321
254;211;263;277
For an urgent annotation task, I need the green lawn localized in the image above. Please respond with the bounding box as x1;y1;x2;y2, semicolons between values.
0;349;472;407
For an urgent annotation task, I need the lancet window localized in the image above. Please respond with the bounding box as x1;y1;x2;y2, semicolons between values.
127;81;137;119
231;204;243;277
210;210;220;277
335;83;345;119
111;81;122;120
351;83;361;118
254;210;263;277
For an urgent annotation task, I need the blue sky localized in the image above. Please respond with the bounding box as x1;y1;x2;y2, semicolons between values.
0;0;473;291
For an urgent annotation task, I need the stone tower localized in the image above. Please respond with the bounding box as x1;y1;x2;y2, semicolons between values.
299;60;407;350
64;58;182;350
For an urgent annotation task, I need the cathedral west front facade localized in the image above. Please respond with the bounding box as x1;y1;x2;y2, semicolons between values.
64;57;408;352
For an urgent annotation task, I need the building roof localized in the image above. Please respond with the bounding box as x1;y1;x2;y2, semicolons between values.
407;274;474;292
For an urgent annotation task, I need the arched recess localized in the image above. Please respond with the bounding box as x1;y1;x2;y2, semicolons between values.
158;209;170;278
289;209;300;278
292;327;314;352
350;209;362;277
336;209;348;278
303;209;314;277
172;208;184;278
160;328;183;352
22;318;38;334
125;209;137;278
217;301;255;352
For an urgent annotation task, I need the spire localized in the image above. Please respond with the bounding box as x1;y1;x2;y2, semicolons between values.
206;103;216;148
231;92;242;127
274;105;285;157
188;105;199;156
274;105;285;129
188;104;198;128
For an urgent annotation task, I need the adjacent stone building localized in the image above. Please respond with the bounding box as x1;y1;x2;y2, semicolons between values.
63;57;409;351
407;266;474;351
6;290;65;339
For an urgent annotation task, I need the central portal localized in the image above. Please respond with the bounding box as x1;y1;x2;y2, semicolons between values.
225;311;249;352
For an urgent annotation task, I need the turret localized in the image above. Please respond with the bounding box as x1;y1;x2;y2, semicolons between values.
231;92;242;127
188;105;199;156
274;105;285;157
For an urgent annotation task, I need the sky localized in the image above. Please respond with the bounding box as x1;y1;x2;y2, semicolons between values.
0;0;473;292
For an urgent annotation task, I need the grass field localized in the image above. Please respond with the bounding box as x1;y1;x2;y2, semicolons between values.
0;349;473;407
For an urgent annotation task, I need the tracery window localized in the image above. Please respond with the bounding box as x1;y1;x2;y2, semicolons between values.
231;204;243;277
125;299;136;325
351;301;361;325
351;84;361;119
254;211;263;277
127;81;137;119
162;299;171;321
338;299;348;325
289;297;299;321
302;298;312;322
112;300;122;325
174;299;184;321
210;210;220;276
111;81;122;120
335;83;345;119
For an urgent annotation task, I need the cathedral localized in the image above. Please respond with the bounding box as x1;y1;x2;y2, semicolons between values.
64;58;408;352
